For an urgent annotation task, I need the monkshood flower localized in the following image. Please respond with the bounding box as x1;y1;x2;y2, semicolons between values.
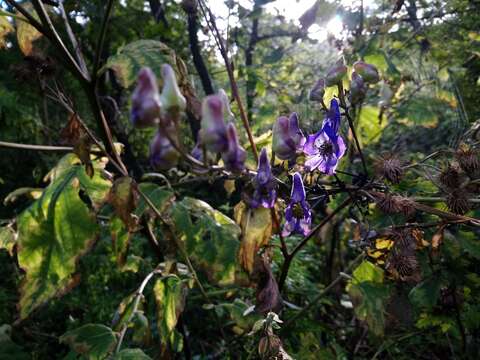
218;88;235;122
353;61;380;84
159;64;186;111
131;67;161;128
349;71;367;105
251;148;277;208
200;95;228;153
282;172;311;237
149;123;180;170
325;59;348;87
309;78;326;102
304;99;346;174
272;112;306;161
222;123;246;173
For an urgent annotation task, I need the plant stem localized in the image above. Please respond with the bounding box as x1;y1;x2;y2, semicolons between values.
0;141;73;151
277;196;353;292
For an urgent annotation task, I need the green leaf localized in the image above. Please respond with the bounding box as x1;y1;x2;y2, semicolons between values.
348;261;389;336
409;275;442;309
60;324;117;360
16;157;111;319
458;231;480;259
134;182;174;218
110;216;131;267
349;281;390;336
352;260;384;284
357;106;384;145
170;197;241;286
153;275;188;351
113;349;151;360
100;40;185;88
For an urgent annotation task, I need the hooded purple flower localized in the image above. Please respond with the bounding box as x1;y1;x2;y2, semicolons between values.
272;112;306;161
282;172;311;237
131;67;161;128
250;148;277;208
303;99;346;175
222;123;246;173
200;95;228;153
149;123;180;170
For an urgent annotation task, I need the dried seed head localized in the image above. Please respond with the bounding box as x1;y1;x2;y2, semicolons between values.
455;143;480;175
446;190;470;214
375;154;404;184
386;229;421;282
253;254;283;315
374;192;415;218
258;335;282;360
439;164;461;189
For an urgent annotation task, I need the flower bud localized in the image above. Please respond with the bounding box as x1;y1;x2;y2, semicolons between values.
149;124;180;170
353;61;380;84
200;95;228;152
222;123;246;173
325;59;347;87
218;88;235;122
309;78;325;102
349;72;367;104
159;64;186;112
272;113;305;161
131;67;161;128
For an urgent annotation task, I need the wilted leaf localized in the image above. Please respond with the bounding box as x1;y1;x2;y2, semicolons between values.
15;4;42;55
170;197;241;286
431;225;445;250
109;177;138;229
3;187;42;205
0;16;14;49
16;157;111;319
234;201;273;273
113;349;151;360
60;324;116;360
0;224;16;256
153;275;189;352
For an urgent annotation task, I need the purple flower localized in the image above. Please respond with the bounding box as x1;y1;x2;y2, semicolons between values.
282;172;311;237
303;99;346;175
251;148;277;208
349;71;367;104
159;64;186;111
131;67;161;128
149;123;180;170
200;95;228;153
353;61;380;84
272;112;306;161
222;123;246;173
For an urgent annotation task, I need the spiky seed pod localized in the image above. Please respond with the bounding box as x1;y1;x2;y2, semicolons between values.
386;229;421;282
439;164;461;189
377;193;401;214
446;190;470;214
455;143;480;176
395;196;416;218
375;154;404;184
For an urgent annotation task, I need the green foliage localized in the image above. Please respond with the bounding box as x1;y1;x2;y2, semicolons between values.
170;197;241;286
348;261;390;336
16;155;111;319
60;324;117;360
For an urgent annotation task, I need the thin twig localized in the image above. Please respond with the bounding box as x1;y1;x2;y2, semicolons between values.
92;0;115;83
282;253;365;329
0;141;73;151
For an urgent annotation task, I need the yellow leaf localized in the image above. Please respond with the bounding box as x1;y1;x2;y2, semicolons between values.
375;238;394;250
16;4;42;55
0;16;14;49
234;201;273;274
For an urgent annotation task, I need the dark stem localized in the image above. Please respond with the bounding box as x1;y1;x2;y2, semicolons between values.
184;6;215;95
92;0;115;85
245;5;260;122
277;196;353;292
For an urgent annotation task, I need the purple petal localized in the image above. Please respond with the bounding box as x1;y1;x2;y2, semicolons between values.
335;135;347;160
305;154;325;172
256;148;271;185
291;172;306;203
